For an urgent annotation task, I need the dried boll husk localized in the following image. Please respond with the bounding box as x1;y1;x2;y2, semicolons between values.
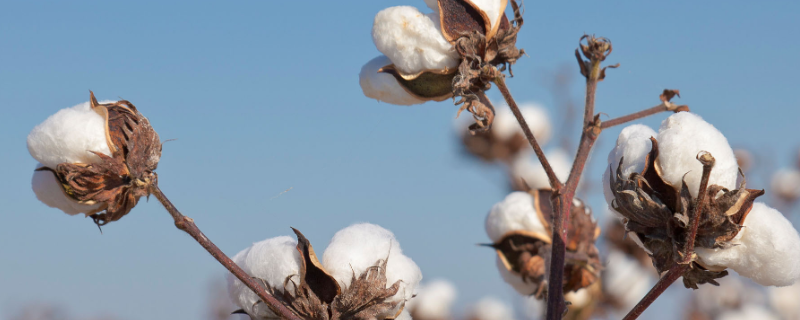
488;189;601;299
609;137;764;289
378;65;455;102
34;92;161;227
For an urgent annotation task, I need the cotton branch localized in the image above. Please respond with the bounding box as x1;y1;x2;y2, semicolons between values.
600;90;689;129
150;184;301;320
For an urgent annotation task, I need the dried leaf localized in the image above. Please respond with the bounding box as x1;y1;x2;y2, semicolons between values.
292;228;341;305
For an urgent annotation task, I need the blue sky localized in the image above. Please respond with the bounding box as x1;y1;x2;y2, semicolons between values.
1;0;799;319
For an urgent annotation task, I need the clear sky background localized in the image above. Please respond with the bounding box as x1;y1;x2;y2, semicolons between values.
1;1;799;319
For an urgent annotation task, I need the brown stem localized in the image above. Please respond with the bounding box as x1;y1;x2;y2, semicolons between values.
600;104;670;129
622;264;689;320
150;184;300;320
493;74;563;190
683;152;716;263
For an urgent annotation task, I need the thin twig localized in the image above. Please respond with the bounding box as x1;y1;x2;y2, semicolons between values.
600;104;670;129
492;73;563;190
150;184;301;320
622;264;689;320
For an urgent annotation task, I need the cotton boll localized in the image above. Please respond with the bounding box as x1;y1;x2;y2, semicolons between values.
717;305;779;320
656;113;738;197
769;282;800;320
27;100;115;168
771;168;800;201
495;256;537;295
322;223;422;316
227;236;302;319
468;297;515;320
360;55;426;106
602;124;657;211
603;250;652;310
31;163;102;215
409;279;457;320
510;148;570;190
485;192;547;243
492;103;552;145
695;202;800;286
372;6;459;75
469;0;506;32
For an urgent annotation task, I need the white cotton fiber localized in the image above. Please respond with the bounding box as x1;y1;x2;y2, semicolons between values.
360;55;426;106
510;148;571;190
468;0;507;33
31;163;102;216
372;6;459;75
603;250;652;310
695;202;800;286
656;113;738;197
468;297;516;320
771;168;800;200
485;191;547;243
717;304;779;320
495;256;537;295
27;100;114;169
769;282;800;320
321;223;422;318
601;124;657;212
227;236;302;319
408;279;457;320
492;103;552;145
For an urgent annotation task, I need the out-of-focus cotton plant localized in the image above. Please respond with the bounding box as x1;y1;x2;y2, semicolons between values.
466;297;516;320
228;223;422;320
407;280;457;320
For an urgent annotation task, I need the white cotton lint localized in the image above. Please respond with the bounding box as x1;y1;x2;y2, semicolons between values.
468;296;516;320
771;168;800;201
603;250;652;310
321;223;421;318
227;236;302;319
510;148;570;190
485;191;547;243
769;282;800;320
656;112;738;198
601;124;657;213
31;163;103;216
491;103;552;145
695;202;800;287
372;6;458;75
360;55;427;106
27;100;115;169
408;279;457;320
468;0;507;34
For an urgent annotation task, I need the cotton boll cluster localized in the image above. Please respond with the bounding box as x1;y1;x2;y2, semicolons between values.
466;297;515;320
510;148;570;190
408;279;457;320
485;192;547;243
695;202;800;286
227;236;302;319
360;55;426;106
322;223;422;318
771;168;800;202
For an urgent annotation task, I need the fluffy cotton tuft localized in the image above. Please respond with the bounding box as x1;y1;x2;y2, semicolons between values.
495;256;537;295
603;250;652;310
31;163;102;215
322;223;422;319
485;192;547;243
408;279;457;320
510;148;571;190
227;236;302;319
492;103;552;145
601;124;657;210
656;112;738;197
372;6;458;75
468;297;516;320
771;168;800;200
469;0;506;32
27;100;114;169
717;305;779;320
695;202;800;286
360;55;426;106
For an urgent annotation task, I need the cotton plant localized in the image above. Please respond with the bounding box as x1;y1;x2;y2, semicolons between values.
601;250;653;314
771;167;800;204
509;148;570;191
603;112;800;295
27;92;162;226
228;223;422;320
768;282;800;320
459;103;552;164
360;0;525;133
466;297;516;320
407;279;457;320
484;190;601;299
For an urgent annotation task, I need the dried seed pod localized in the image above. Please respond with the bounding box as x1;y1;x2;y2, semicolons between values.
29;92;161;227
486;190;601;299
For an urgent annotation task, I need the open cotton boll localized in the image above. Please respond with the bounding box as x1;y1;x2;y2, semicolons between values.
468;297;516;320
695;202;800;286
409;279;457;320
485;192;547;243
769;282;800;320
360;55;426;106
771;168;800;201
492;103;552;145
27;100;115;168
469;0;506;32
495;256;537;295
372;6;459;75
656;112;738;197
227;236;302;319
603;250;652;310
31;163;103;215
601;124;657;211
717;305;779;320
322;223;422;316
510;148;570;190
